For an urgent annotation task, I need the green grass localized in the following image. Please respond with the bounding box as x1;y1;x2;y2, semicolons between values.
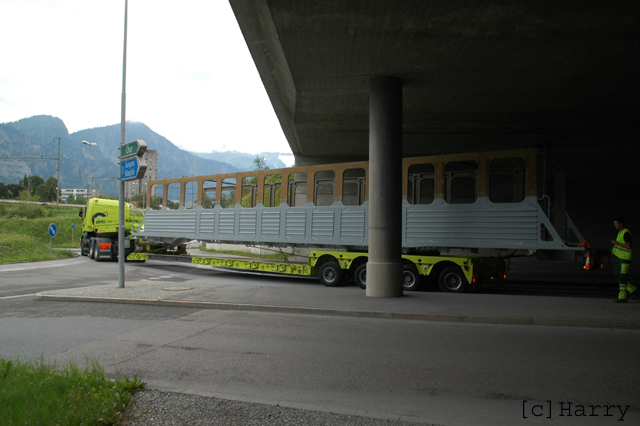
0;357;145;426
0;233;76;263
0;202;82;263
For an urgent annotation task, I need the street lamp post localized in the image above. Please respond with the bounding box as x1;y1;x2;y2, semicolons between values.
82;140;97;199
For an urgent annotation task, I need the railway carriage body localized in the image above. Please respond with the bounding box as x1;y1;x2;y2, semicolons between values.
136;148;579;254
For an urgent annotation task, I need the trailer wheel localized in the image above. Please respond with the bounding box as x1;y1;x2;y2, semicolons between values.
402;264;422;291
318;261;343;287
438;266;469;293
354;264;367;289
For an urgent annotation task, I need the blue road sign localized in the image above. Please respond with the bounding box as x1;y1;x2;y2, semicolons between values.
121;156;147;181
72;223;76;228
48;223;57;238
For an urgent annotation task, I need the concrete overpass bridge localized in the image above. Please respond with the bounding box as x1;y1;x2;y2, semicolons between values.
228;0;639;296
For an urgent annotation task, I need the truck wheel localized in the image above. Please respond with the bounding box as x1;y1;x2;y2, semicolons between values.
94;240;102;261
354;264;367;289
89;239;96;260
318;261;343;287
438;266;469;293
80;234;90;256
402;264;422;291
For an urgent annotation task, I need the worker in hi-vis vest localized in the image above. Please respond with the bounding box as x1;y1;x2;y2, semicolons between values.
611;217;636;303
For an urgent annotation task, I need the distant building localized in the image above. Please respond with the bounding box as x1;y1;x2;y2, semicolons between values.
124;149;158;199
61;188;97;200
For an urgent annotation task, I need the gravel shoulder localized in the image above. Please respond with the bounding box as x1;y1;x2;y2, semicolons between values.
119;389;437;426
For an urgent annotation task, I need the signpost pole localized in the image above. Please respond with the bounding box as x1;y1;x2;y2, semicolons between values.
48;223;57;257
118;0;128;289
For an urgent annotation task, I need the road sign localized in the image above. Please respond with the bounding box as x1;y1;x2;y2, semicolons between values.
48;223;57;238
120;139;147;159
120;156;147;181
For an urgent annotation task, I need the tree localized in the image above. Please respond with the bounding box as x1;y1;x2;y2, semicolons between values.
6;184;20;198
36;177;58;202
19;175;45;197
0;182;11;199
253;154;269;171
150;195;163;210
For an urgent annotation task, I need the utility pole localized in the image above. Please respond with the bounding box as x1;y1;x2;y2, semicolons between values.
55;137;61;204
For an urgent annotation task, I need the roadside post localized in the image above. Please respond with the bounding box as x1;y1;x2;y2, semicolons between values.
48;223;57;257
71;223;75;246
119;139;147;288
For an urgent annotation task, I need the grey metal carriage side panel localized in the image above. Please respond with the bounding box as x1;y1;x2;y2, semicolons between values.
142;208;197;240
218;209;236;236
403;197;567;250
239;209;257;237
137;197;568;250
261;209;281;236
340;205;367;244
285;209;306;240
197;209;216;240
311;209;335;242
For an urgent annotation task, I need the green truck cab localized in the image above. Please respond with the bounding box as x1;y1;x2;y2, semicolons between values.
79;198;142;261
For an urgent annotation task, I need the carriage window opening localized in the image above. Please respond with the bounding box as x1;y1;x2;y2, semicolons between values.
407;163;435;204
445;161;477;204
221;178;236;208
202;180;216;209
314;170;335;206
288;173;307;207
264;174;282;208
241;176;257;208
185;181;198;209
343;168;366;206
489;157;526;203
150;184;163;210
166;183;181;209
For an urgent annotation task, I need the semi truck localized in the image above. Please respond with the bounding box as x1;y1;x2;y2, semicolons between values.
79;198;142;261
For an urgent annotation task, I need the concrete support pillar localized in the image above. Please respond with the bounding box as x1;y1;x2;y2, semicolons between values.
366;76;403;298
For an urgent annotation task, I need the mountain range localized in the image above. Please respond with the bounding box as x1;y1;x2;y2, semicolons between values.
0;115;290;195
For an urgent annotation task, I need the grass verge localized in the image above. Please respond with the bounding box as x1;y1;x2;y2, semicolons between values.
0;357;145;426
0;233;76;263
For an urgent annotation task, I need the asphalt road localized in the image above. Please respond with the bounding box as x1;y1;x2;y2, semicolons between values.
1;258;639;426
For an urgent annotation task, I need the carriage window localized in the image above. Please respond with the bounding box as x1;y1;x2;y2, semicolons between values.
343;168;366;206
202;180;216;209
445;161;477;204
407;163;434;204
489;157;526;203
185;181;198;209
264;174;282;207
288;172;307;207
150;184;163;210
241;176;257;208
221;178;236;208
314;170;335;206
166;183;181;209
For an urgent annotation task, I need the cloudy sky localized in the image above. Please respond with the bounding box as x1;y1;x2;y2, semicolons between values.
0;0;291;157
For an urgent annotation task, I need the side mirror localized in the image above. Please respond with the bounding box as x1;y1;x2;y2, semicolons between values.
78;209;84;218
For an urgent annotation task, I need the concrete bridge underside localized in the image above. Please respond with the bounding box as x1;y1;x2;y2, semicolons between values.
229;0;639;296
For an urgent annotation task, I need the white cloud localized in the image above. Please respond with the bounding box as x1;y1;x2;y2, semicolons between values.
0;0;290;155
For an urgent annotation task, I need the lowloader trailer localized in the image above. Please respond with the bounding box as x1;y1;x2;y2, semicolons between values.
126;249;505;292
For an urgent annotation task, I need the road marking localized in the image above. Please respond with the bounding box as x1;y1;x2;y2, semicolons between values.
0;260;85;273
0;293;37;300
